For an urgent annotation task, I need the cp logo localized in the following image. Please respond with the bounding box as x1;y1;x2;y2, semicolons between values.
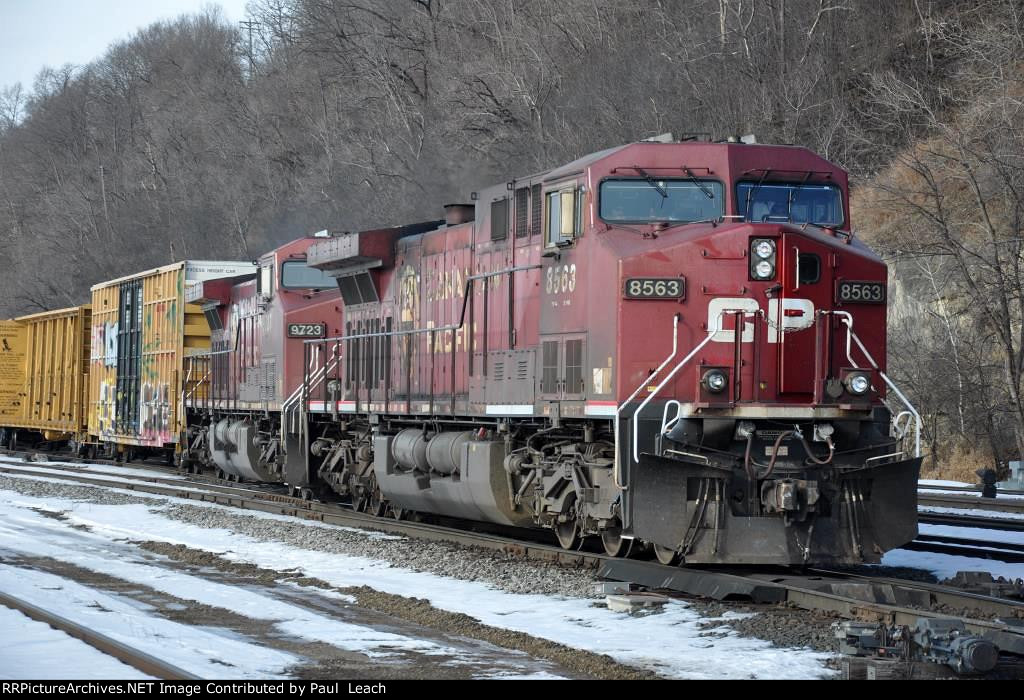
707;297;815;344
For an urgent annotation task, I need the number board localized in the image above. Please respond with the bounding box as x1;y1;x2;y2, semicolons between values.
623;278;685;300
287;322;326;338
836;280;885;304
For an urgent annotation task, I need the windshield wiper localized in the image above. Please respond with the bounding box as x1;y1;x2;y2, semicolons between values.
631;165;668;198
682;166;715;200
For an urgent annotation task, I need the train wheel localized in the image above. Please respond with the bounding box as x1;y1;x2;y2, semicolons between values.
367;482;387;517
351;491;368;513
556;519;581;550
600;521;633;558
653;543;680;566
391;506;407;521
555;493;582;550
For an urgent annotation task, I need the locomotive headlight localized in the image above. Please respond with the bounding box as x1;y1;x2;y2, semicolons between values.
754;260;774;279
845;373;871;396
750;238;777;280
754;239;775;259
702;369;728;394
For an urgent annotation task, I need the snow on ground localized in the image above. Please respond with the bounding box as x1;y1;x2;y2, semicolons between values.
881;548;1024;580
0;565;300;678
0;482;833;680
882;522;1024;580
920;479;974;488
920;522;1024;547
0;605;154;680
0;501;493;662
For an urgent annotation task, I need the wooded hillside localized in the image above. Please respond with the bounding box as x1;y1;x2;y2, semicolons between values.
1;0;1019;474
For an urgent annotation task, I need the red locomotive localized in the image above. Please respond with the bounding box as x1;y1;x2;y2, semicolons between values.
289;137;923;566
181;137;921;567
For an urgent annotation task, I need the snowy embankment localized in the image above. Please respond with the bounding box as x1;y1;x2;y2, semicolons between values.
0;467;835;680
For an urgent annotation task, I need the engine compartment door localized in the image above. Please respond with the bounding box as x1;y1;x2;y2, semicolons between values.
777;234;833;395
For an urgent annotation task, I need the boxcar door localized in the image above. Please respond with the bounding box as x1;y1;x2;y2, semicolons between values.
115;279;143;437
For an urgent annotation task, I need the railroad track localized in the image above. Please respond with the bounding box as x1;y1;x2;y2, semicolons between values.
0;590;198;679
906;534;1024;564
919;512;1024;532
918;483;1024;497
917;492;1024;515
2;451;1024;654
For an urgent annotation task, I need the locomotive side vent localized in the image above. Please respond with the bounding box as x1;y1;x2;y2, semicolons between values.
337;271;379;306
530;184;542;236
565;340;584;395
541;341;558;394
515;187;529;238
494;360;505;382
517;359;529;381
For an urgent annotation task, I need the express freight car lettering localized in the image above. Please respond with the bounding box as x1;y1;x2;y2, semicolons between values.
0;137;923;567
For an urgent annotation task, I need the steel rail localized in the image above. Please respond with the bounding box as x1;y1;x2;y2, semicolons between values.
918;492;1024;514
0;591;199;680
918;512;1024;532
918;483;1024;497
3;455;1024;647
903;536;1024;564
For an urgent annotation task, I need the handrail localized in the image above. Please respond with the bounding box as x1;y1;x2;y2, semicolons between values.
296;263;541;430
833;311;921;458
661;400;684;437
631;314;727;462
613;314;680;489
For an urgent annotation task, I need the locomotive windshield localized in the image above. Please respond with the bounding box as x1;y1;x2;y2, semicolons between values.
737;182;843;226
599;178;724;224
281;260;336;289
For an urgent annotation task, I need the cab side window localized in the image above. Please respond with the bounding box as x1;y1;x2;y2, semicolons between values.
257;263;274;300
546;186;584;246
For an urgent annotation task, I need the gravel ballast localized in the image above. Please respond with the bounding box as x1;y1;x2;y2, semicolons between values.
0;473;842;657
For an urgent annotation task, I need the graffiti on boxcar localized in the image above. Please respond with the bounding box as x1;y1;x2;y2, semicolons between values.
104;322;118;367
140;381;171;441
95;380;115;438
91;322;120;368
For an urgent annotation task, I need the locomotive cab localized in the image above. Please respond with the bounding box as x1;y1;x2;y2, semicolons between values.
181;236;342;485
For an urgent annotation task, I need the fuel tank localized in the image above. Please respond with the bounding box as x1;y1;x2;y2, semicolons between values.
209;418;282;482
374;432;534;528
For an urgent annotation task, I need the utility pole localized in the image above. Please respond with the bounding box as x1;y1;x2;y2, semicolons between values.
240;20;260;78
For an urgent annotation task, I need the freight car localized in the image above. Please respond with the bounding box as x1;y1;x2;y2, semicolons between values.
0;306;92;450
292;137;923;566
87;260;256;459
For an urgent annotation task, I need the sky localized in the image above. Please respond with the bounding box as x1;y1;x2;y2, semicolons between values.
0;0;252;91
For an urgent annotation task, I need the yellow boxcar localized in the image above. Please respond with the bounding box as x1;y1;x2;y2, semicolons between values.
88;261;256;451
0;306;92;442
